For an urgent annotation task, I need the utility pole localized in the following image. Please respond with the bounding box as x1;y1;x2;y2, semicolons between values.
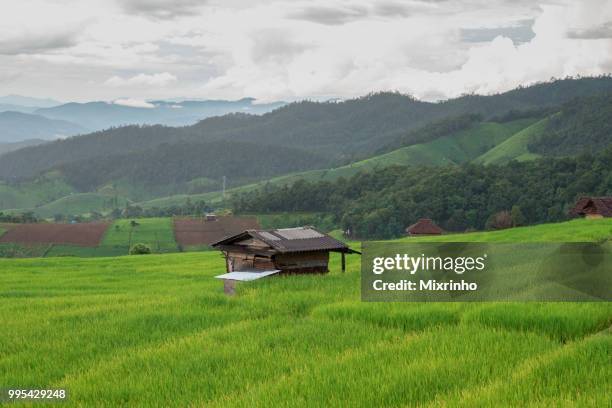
222;176;226;201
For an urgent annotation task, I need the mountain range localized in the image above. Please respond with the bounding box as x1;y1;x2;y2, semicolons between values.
0;96;286;142
1;76;612;215
0;111;87;143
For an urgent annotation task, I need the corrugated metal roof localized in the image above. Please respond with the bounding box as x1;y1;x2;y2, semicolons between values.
215;270;281;281
259;231;281;241
211;227;359;254
275;228;324;240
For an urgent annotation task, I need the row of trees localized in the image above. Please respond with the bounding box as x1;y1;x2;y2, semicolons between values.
49;199;214;223
231;148;612;239
116;199;213;219
0;211;38;223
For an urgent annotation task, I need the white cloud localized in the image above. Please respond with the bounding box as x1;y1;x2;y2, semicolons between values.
199;0;612;102
112;98;156;108
0;0;610;102
118;0;207;20
105;72;178;87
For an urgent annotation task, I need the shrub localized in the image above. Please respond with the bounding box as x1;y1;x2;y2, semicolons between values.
486;210;513;230
129;243;151;255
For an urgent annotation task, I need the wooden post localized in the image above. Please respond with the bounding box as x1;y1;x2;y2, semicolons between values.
224;279;236;296
341;252;346;273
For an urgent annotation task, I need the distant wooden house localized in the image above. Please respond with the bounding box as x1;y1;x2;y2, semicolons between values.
212;227;359;277
405;218;443;236
569;196;612;219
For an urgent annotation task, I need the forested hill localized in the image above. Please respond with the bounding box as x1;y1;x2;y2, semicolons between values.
1;76;612;206
528;93;612;156
1;76;612;183
183;76;612;157
232;147;612;239
57;141;330;191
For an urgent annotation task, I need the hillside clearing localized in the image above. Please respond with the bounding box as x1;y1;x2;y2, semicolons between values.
475;118;549;165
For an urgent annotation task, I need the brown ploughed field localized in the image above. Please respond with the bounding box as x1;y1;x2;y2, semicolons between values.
0;222;110;246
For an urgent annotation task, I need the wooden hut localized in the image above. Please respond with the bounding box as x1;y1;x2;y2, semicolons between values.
405;218;443;236
569;196;612;219
211;227;359;276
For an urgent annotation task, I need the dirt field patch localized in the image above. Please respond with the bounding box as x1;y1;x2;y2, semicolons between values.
0;222;110;247
174;216;260;247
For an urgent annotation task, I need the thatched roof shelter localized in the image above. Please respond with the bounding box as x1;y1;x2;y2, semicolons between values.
405;218;443;236
569;196;612;218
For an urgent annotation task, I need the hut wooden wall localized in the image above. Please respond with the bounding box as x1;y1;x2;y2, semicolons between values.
274;251;330;274
225;250;331;274
225;251;274;272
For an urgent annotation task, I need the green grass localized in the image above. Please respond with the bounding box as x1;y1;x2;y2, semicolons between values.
101;218;178;253
475;118;549;165
0;242;51;258
0;219;610;406
404;218;612;243
44;244;127;258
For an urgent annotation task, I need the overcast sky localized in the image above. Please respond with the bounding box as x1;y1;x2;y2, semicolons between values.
1;0;611;104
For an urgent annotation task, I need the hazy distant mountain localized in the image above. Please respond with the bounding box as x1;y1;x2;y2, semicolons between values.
0;95;61;108
0;111;87;143
0;104;38;114
0;139;47;156
35;98;286;130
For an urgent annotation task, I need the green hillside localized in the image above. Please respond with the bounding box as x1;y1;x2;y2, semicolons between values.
138;191;222;209
28;193;130;218
137;119;537;209
0;219;610;406
0;174;74;210
475;118;549;165
350;119;535;168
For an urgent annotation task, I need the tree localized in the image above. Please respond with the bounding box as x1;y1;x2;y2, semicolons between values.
129;243;151;255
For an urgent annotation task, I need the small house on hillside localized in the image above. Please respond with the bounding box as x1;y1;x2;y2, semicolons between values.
212;226;359;276
405;218;443;236
569;196;612;219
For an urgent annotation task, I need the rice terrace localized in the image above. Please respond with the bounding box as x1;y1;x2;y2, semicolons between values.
1;2;612;404
0;218;610;406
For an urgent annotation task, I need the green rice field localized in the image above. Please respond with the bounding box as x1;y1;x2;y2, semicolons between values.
0;219;610;406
